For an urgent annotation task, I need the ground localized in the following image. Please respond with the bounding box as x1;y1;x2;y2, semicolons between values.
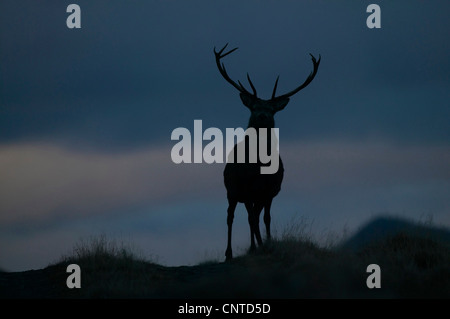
1;229;449;299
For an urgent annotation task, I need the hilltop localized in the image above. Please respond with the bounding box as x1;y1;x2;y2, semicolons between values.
0;216;449;299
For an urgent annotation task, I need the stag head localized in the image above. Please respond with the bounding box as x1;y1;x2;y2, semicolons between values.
214;43;321;129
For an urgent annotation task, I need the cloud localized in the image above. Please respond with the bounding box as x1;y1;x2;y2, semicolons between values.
1;139;448;227
0;142;223;225
281;140;450;192
279;140;450;230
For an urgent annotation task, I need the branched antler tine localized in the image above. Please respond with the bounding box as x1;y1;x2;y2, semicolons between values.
271;76;280;99
214;44;254;95
220;47;238;58
216;53;248;93
273;53;321;100
214;44;238;59
246;73;257;97
237;80;247;92
214;43;228;55
219;43;228;54
218;63;244;92
309;53;321;65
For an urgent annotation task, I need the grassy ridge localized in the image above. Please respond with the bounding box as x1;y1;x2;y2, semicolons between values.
52;230;449;298
1;217;449;298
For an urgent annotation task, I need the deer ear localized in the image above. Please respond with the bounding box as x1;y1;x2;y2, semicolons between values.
239;93;255;110
272;98;290;113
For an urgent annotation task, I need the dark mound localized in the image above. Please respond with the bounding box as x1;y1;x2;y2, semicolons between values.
342;215;450;252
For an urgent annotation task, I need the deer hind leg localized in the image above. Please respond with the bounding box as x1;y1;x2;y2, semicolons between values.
225;199;237;261
264;198;273;241
245;201;264;251
253;202;264;247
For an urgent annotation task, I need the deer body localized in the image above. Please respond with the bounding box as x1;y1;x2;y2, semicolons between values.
224;134;284;259
214;44;320;260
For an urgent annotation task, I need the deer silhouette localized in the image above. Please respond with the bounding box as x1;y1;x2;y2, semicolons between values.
214;44;320;260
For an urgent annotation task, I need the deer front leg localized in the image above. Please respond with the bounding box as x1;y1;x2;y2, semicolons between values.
244;202;257;251
225;199;237;261
264;199;273;241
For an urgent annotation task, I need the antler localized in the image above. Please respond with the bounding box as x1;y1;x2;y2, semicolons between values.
271;53;321;100
214;43;257;97
214;44;321;104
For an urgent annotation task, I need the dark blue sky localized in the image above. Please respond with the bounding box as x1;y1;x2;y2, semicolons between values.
1;1;449;271
1;1;449;149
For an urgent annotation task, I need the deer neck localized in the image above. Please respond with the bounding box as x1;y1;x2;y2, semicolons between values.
246;122;277;156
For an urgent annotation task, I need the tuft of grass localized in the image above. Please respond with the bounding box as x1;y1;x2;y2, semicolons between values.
52;235;164;298
59;234;148;270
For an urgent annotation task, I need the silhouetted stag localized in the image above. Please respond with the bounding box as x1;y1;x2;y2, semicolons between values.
214;44;320;260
